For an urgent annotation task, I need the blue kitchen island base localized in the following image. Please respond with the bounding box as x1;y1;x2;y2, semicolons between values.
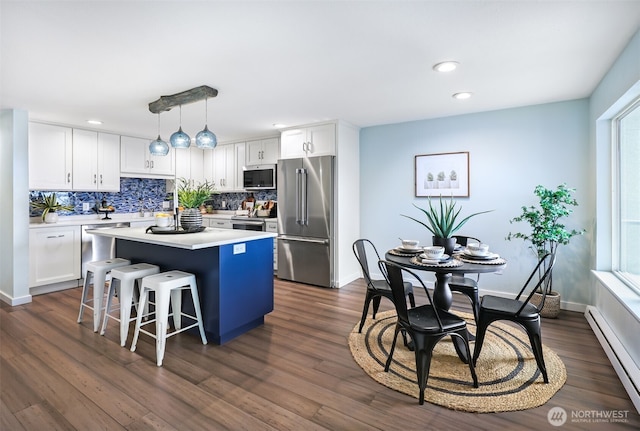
116;236;274;344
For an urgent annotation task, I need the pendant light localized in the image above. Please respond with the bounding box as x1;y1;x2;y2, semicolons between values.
195;97;217;149
169;105;191;148
149;113;169;156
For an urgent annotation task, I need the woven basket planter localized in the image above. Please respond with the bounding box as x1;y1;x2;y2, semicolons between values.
529;291;561;318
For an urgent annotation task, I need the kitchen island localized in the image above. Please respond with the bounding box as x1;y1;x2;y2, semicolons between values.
88;226;276;344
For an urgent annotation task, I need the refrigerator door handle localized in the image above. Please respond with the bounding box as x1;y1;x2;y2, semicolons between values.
295;168;303;224
278;235;329;245
301;168;308;225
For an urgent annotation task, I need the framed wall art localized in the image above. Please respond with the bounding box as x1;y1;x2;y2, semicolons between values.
415;151;469;197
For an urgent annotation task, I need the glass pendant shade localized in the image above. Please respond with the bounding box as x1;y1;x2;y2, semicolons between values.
196;125;217;149
170;105;191;148
170;127;191;148
149;135;170;156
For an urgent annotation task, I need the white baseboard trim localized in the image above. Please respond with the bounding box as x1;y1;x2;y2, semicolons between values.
0;291;32;306
585;305;640;414
30;279;80;296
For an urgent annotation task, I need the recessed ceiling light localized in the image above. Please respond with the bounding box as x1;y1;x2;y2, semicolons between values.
452;92;473;100
433;61;459;72
87;119;103;125
272;123;287;128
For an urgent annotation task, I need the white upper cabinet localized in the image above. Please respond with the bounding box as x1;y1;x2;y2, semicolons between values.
204;142;245;192
175;146;205;187
29;122;73;190
280;123;335;159
72;129;120;191
246;137;280;166
120;135;174;178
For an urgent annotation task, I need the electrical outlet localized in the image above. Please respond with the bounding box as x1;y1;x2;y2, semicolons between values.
82;202;90;211
162;201;170;209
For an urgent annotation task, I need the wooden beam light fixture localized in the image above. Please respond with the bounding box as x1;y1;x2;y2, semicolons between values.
148;85;218;114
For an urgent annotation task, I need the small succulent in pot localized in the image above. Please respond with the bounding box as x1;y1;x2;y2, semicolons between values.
30;193;74;221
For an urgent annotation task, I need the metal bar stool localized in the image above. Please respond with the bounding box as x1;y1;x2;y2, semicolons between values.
130;270;208;366
100;263;160;346
77;258;131;332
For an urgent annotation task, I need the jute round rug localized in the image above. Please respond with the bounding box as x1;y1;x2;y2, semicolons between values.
348;310;566;412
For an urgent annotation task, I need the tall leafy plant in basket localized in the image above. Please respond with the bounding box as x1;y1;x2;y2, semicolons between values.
507;184;585;317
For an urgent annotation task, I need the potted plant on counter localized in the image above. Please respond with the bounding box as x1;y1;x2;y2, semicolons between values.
177;178;216;229
402;195;492;255
31;193;74;223
507;183;585;318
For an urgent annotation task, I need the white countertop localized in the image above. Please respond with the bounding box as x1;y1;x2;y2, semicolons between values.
29;211;276;228
87;226;276;250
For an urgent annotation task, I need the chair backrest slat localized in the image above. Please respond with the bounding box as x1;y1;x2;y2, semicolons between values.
353;239;381;288
515;253;557;315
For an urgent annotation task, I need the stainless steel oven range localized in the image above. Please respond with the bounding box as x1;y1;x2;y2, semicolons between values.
231;216;266;231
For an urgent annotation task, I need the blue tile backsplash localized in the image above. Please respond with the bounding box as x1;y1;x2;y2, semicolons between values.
29;178;169;217
29;178;277;217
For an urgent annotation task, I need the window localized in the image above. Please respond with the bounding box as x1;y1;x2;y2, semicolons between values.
614;99;640;291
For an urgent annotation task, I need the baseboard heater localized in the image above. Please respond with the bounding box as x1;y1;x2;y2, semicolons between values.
585;306;640;413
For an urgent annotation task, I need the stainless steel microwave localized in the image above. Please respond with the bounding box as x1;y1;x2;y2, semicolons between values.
243;164;277;190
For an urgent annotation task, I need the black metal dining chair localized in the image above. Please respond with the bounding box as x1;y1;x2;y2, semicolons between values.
472;252;556;383
352;239;415;333
379;259;478;405
450;235;482;322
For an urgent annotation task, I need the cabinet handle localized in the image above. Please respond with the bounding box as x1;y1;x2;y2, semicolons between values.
99;174;103;184
67;173;71;183
145;160;150;168
46;234;65;239
150;160;154;169
94;174;97;184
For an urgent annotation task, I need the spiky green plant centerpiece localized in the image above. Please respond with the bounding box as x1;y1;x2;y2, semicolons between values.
402;195;492;254
177;178;216;208
177;178;216;230
31;193;73;222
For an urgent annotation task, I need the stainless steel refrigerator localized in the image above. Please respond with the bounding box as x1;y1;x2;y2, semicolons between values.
277;155;335;288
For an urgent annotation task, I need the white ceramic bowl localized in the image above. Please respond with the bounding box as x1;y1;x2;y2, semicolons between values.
423;246;445;259
467;243;490;256
401;239;420;249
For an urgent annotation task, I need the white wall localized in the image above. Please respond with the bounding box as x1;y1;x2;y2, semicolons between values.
1;109;31;305
359;99;591;309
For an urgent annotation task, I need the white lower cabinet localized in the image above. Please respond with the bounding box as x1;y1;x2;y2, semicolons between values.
29;226;81;287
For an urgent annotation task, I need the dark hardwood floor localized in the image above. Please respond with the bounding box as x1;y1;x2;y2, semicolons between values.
1;277;638;430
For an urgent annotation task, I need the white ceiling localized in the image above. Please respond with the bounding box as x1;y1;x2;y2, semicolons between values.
2;1;639;143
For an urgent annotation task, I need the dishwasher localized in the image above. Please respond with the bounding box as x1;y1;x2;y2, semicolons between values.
81;222;130;278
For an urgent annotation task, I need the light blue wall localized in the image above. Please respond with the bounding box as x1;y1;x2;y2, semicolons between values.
360;99;591;307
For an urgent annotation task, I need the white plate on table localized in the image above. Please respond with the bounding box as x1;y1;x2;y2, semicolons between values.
460;252;499;260
418;254;450;263
396;246;423;253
